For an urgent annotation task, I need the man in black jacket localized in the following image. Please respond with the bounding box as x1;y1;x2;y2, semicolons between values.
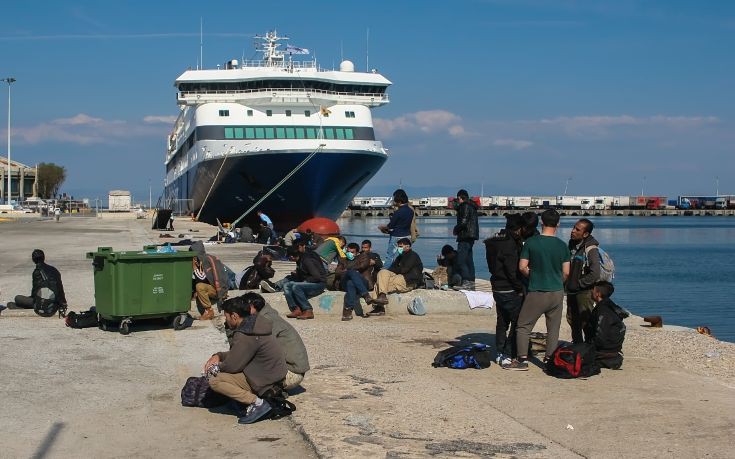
369;238;423;315
283;240;327;320
8;249;68;316
484;214;524;364
453;189;479;290
587;281;628;369
566;218;602;343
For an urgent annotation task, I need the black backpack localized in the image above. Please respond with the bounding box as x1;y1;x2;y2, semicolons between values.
65;309;99;328
259;387;297;420
181;376;229;408
546;343;600;379
432;343;493;369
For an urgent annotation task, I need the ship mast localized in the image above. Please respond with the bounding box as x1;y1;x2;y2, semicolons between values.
254;30;288;67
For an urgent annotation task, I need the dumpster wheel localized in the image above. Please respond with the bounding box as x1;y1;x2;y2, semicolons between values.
119;318;132;335
98;316;108;331
173;314;188;331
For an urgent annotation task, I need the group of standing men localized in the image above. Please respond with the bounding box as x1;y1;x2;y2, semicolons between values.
485;210;606;370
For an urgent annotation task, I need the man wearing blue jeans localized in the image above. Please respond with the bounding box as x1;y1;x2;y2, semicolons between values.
378;189;414;268
283;241;326;320
453;189;479;290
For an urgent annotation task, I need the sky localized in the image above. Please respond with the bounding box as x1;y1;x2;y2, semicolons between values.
0;0;733;203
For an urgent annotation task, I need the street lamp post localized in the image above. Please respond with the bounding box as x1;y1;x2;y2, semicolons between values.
2;77;16;205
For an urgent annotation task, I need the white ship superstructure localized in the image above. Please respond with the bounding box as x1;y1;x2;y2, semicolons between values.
164;31;391;228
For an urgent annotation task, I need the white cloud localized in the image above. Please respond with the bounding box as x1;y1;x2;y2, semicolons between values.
7;113;166;145
374;110;465;138
493;138;534;150
143;115;178;124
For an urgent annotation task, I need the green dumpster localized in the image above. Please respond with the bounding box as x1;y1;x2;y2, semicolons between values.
86;246;195;334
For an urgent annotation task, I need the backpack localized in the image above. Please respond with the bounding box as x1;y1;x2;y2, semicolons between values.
409;205;420;242
585;245;615;281
259;387;297;420
34;269;61;317
181;376;229;408
546;343;600;379
432;343;493;369
65;309;99;328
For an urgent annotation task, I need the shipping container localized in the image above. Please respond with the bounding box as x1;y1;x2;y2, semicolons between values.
556;196;589;209
509;196;533;208
612;196;632;208
479;196;495;209
108;190;131;212
427;197;449;208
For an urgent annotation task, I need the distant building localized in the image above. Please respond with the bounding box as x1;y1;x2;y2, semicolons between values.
0;158;37;202
108;190;132;212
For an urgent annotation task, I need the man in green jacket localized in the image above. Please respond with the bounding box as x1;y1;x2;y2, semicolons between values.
205;297;286;424
241;292;310;390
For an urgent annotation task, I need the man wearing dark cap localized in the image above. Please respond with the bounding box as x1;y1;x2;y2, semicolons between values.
453;189;479;290
369;238;423;315
484;214;525;365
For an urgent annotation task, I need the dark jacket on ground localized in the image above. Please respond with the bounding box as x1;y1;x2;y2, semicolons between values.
587;297;628;352
389;250;424;287
216;314;287;395
32;262;67;305
258;304;310;375
295;250;327;283
484;231;524;293
566;236;601;293
454;200;479;242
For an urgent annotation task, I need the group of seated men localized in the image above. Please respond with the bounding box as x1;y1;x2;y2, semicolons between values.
260;236;424;321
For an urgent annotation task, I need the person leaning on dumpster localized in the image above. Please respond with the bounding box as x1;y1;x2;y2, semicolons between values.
190;241;229;320
205;296;287;424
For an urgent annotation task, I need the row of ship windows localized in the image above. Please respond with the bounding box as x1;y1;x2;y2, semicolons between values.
224;126;356;140
218;109;356;118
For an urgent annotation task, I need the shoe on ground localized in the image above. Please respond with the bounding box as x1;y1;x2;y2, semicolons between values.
238;400;272;424
502;359;529;371
495;353;505;365
199;309;215;321
501;356;512;366
341;307;353;321
367;305;386;316
260;280;277;293
297;310;314;320
7;302;19;309
453;281;475;291
286;307;302;319
372;293;389;305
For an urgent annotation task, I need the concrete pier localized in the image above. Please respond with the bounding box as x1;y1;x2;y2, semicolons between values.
343;208;735;218
1;214;734;458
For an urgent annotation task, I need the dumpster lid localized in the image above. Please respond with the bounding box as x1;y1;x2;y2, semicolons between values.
86;246;197;260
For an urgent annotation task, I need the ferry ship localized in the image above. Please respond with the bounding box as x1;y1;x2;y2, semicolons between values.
164;31;391;230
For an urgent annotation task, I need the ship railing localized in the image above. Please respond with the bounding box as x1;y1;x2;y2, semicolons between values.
237;59;317;69
178;87;389;101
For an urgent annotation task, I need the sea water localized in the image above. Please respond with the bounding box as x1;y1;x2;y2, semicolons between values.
339;216;735;343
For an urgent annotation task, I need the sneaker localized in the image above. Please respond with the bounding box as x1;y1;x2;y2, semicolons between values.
341;307;353;321
502;359;529;371
501;356;512;366
238;400;272;424
260;280;277;293
495;353;505;365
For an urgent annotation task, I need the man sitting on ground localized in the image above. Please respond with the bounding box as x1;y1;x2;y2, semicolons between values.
436;244;462;288
205;296;286;424
369;238;423;316
242;292;310;389
8;249;68;316
283;240;327;320
587;281;628;369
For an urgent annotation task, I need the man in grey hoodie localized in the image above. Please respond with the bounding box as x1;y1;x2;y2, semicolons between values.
566;218;602;344
241;292;310;390
205;296;286;424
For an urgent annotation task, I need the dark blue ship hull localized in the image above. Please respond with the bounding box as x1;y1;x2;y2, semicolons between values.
166;150;387;230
